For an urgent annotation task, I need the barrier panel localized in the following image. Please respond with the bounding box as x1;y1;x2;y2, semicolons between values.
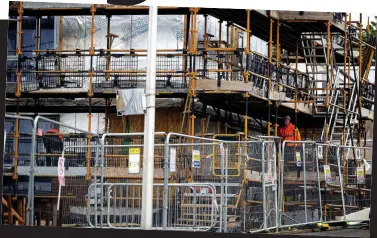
165;133;225;231
262;140;279;231
280;141;322;228
95;132;167;228
57;145;100;228
3;115;35;226
236;140;278;233
105;183;217;231
87;182;116;228
315;143;339;223
191;138;278;234
90;133;278;233
337;146;372;222
28;116;100;227
3;124;373;231
258;136;282;224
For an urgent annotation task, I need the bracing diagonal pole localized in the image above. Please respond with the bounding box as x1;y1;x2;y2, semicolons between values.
141;5;158;230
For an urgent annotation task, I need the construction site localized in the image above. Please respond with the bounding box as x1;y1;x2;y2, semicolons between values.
1;1;374;234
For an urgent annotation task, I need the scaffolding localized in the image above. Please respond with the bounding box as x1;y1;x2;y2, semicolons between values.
3;1;375;230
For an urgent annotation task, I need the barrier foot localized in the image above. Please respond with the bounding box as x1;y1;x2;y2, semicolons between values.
317;222;329;230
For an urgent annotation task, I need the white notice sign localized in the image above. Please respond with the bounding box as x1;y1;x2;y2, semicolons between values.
318;146;323;160
58;157;65;186
324;165;332;183
192;150;201;168
356;167;365;184
296;152;302;167
170;148;176;172
129;148;141;174
356;149;361;161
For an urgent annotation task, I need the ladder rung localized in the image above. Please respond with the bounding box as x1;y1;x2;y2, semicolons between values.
303;38;323;41
309;72;328;75
304;55;325;58
306;63;327;66
302;47;324;50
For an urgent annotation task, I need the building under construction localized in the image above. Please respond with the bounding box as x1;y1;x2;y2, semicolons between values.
1;1;374;233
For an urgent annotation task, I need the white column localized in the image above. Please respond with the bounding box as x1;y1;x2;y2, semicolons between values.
141;5;158;230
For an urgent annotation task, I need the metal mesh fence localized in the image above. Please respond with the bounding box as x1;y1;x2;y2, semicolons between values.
337;146;372;222
101;134;166;169
280;141;321;228
26;116;100;227
94;54;138;89
38;53;86;88
362;147;372;212
192;53;244;82
2;124;372;231
167;134;222;184
104;183;217;231
316;144;340;223
93;52;187;90
263;141;278;230
91;133;167;228
220;140;278;233
3;115;35;226
166;134;224;231
16;52;88;90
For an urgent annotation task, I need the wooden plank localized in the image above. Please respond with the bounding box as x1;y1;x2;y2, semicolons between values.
17;199;22;225
361;108;374;120
7;196;13;225
283;171;328;182
269;10;280;20
281;101;312;115
2;197;24;225
195;79;255;92
279;11;333;21
109;109;182;134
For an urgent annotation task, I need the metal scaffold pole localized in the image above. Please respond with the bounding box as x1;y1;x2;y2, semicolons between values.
141;4;158;230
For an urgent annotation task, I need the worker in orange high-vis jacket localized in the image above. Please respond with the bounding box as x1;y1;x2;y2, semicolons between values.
279;115;302;173
279;115;301;145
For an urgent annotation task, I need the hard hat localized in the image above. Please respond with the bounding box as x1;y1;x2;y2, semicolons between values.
283;115;291;120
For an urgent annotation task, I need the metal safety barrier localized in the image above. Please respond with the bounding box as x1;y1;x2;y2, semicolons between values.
223;140;278;233
58;145;100;227
96;132;167;228
337;145;371;223
2;125;372;231
280;140;322;228
164;133;226;231
318;143;341;223
105;183;218;231
3;115;35;226
280;141;372;228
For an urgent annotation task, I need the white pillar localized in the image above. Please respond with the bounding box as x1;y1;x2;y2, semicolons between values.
141;5;158;230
